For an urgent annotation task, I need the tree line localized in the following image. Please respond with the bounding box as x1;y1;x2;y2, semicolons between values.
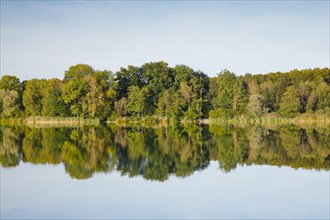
0;62;329;120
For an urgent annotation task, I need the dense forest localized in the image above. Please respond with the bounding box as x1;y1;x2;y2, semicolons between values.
0;62;329;121
1;125;329;180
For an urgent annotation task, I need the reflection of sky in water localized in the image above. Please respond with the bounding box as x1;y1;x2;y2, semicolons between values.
1;162;329;219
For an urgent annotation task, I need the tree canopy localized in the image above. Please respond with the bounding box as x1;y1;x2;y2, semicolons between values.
0;63;329;120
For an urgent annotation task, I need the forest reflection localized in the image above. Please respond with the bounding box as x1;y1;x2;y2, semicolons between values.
0;124;329;180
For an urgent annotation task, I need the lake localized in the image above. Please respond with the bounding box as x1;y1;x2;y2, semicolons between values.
1;124;329;219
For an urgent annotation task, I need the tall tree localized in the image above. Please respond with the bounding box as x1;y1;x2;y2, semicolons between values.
22;79;46;116
245;75;259;95
0;75;22;92
279;86;300;117
62;77;88;117
93;70;118;118
0;75;23;114
0;89;20;118
246;94;266;117
180;82;194;108
173;65;194;89
260;80;277;112
315;81;330;110
297;81;314;113
115;65;144;98
63;64;94;82
42;79;67;117
233;78;249;115
214;70;237;117
83;76;105;118
142;61;173;113
157;90;171;117
62;64;93;117
127;86;149;118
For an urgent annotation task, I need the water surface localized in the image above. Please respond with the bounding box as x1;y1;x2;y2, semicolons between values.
1;124;329;219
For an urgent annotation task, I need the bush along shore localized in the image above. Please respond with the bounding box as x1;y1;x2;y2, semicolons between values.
0;62;329;123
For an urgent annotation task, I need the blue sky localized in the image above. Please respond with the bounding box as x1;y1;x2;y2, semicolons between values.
1;1;329;80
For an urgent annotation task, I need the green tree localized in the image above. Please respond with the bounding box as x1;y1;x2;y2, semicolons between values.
213;70;237;117
168;91;186;120
173;65;194;89
143;61;172;95
245;74;259;95
233;78;249;115
246;94;266;117
62;64;96;117
22;79;46;116
62;78;88;117
208;77;218;108
260;80;277;112
63;64;94;82
93;70;118;118
127;86;149;118
157;89;171;117
184;98;203;120
142;61;173;114
298;81;314;113
0;75;22;92
316;81;330;110
279;86;300;117
306;91;318;112
180;82;194;108
83;76;105;118
0;75;23;114
42;79;67;116
115;65;144;98
0;89;20;118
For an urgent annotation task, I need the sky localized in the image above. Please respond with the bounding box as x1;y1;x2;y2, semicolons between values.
0;1;329;80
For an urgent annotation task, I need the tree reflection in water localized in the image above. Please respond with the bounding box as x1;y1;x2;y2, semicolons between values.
0;124;329;180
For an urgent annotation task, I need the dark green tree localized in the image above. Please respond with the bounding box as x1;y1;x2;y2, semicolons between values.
42;78;68;116
22;79;46;116
127;86;149;118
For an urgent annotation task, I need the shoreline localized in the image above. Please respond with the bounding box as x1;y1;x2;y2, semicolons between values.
1;115;328;127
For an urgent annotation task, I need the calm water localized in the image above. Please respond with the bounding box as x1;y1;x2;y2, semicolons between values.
1;124;329;219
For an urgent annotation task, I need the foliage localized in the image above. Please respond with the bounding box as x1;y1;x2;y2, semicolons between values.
0;64;329;120
246;94;266;117
22;79;46;116
42;79;67;117
215;70;237;111
0;90;20;118
279;86;300;117
127;86;149;117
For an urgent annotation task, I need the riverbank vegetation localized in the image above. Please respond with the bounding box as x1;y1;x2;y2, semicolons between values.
0;62;329;122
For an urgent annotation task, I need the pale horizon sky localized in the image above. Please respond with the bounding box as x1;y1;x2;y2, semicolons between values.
1;1;329;80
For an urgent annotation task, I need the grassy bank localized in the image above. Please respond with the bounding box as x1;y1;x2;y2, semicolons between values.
0;116;100;126
1;113;329;127
107;116;177;128
209;113;330;127
108;113;329;126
